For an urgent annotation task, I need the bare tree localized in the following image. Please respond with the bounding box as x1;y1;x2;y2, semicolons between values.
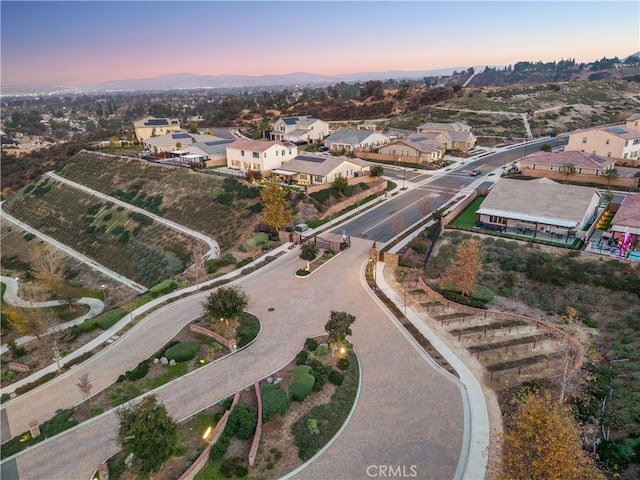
28;243;65;291
77;373;93;408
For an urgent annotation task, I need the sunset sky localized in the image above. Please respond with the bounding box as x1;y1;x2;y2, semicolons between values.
1;1;638;87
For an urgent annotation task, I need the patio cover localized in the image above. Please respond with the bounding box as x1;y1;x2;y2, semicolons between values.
476;207;578;228
271;169;297;175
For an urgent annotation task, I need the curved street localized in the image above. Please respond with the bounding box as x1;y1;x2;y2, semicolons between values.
1;239;468;480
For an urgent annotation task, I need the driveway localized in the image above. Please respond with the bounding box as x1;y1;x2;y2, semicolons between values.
2;239;466;480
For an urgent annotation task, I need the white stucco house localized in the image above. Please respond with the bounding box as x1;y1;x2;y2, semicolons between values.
226;139;298;173
270;115;330;144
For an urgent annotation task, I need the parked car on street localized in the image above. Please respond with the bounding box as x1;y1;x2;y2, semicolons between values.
469;169;482;176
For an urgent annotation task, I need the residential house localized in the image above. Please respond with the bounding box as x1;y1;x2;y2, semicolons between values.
518;150;617;179
180;139;236;167
226;139;298;174
415;122;476;152
142;132;226;154
475;178;600;240
134;117;181;141
609;193;640;255
566;114;640;160
274;154;371;186
270;115;330;144
377;135;445;164
324;128;390;153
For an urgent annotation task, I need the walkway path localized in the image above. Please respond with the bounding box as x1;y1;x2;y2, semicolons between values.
0;276;105;355
0;203;147;294
47;171;220;260
1;239;476;480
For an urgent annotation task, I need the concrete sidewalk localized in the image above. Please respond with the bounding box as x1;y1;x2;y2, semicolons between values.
374;261;490;480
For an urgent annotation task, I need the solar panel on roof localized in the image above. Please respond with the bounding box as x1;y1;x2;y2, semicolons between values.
297;155;325;163
205;140;234;146
172;133;192;139
283;118;298;125
411;136;428;142
145;119;169;126
606;127;627;134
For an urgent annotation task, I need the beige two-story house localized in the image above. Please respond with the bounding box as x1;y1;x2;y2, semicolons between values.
566;113;640;160
134;117;181;141
415;122;476;152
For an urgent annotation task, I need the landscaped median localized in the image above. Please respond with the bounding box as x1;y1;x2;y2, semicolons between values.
0;312;262;462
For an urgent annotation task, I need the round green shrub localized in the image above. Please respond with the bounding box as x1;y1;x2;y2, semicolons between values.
164;341;199;362
227;403;257;440
305;338;318;352
471;285;495;304
289;365;315;402
150;279;177;296
260;384;288;421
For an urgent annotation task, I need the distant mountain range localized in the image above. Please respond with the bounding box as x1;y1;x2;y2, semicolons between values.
1;67;467;96
3;52;639;96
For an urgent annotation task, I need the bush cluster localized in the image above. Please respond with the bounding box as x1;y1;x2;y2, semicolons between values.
164;341;199;362
305;337;318;351
205;253;237;274
15;372;57;396
220;457;248;478
149;279;177;296
260;384;289;421
125;361;149;381
226;403;258;440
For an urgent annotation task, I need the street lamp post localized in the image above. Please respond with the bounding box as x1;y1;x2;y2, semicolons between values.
101;284;107;308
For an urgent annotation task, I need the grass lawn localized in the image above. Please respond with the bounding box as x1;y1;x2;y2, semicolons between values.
451;196;485;229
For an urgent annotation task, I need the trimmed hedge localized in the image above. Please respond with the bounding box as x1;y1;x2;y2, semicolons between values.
164;341;199;362
126;361;149;381
149;279;177;296
260;384;289;421
80;308;126;333
237;313;260;347
289;365;315;402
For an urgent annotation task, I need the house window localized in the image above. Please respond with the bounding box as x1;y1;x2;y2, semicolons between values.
241;150;245;156
282;150;285;156
252;163;260;170
607;152;611;157
489;216;504;224
231;160;240;167
275;150;278;156
299;174;308;181
578;168;583;174
549;165;553;171
595;170;599;175
532;164;536;170
606;139;610;145
624;153;628;159
314;176;323;183
288;149;292;155
252;152;259;158
582;137;587;144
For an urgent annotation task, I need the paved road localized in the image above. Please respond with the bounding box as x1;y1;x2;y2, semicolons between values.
2;239;467;480
0;203;147;293
47;172;220;260
0;276;104;355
